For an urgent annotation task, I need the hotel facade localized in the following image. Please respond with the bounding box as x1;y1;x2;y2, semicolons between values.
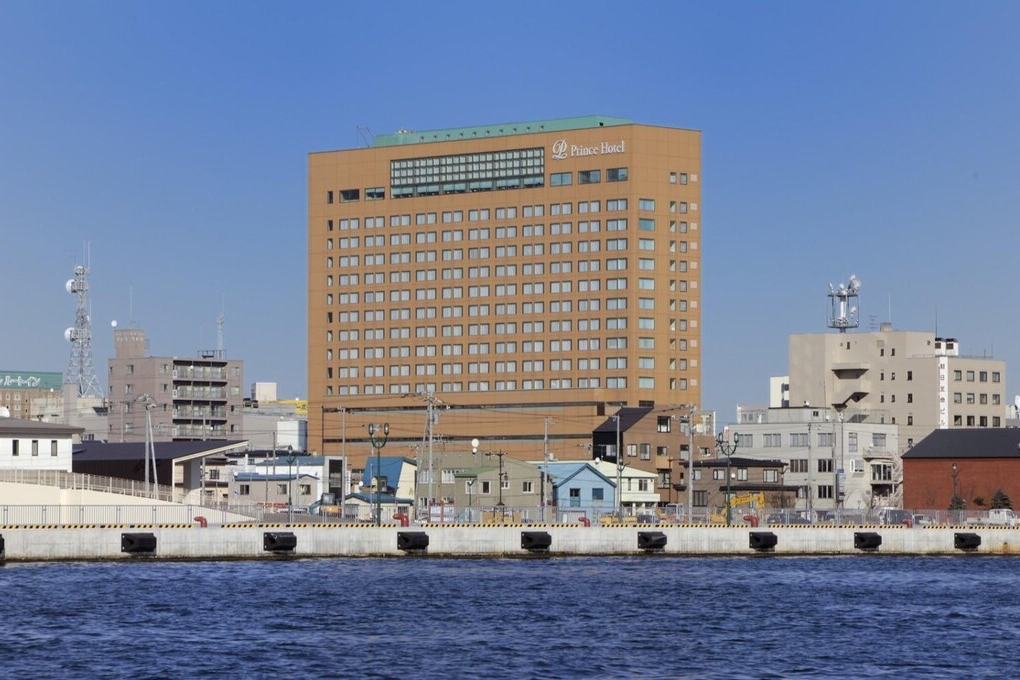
309;117;702;475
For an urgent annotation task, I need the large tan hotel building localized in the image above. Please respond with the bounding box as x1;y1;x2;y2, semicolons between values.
309;116;702;472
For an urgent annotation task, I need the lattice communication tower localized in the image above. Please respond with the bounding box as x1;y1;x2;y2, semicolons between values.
64;264;105;398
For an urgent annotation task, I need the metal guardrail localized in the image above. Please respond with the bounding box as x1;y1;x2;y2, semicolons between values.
0;504;259;526
0;469;178;503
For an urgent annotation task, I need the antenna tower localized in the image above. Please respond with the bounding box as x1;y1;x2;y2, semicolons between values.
826;274;861;334
64;256;104;398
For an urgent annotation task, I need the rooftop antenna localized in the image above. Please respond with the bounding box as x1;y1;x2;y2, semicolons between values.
827;274;861;333
357;126;374;147
64;243;105;398
217;294;225;354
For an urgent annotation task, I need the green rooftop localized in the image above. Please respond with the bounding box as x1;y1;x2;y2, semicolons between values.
371;115;634;148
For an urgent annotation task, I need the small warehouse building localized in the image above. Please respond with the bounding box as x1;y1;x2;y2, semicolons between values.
901;429;1020;511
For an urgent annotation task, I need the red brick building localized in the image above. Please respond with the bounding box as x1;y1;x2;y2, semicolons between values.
902;429;1020;510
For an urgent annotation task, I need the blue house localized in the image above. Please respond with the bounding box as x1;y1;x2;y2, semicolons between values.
542;462;616;518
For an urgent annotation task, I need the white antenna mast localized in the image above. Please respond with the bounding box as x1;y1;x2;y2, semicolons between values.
827;274;861;333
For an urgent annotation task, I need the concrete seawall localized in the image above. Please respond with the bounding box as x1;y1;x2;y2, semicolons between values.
2;525;1019;561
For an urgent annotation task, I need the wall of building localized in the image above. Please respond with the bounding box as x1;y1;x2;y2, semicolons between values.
310;119;703;466
903;459;1020;510
4;525;1019;561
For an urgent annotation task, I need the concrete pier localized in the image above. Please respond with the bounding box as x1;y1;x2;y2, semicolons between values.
1;524;1018;561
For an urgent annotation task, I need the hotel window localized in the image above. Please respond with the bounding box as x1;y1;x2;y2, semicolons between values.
639;218;655;231
365;187;385;200
607;167;628;182
579;169;601;184
679;202;688;214
966;371;975;381
550;172;572;186
326;190;333;204
639;198;655;211
679;173;688;185
669;172;677;184
339;189;360;202
993;372;1001;382
953;370;962;381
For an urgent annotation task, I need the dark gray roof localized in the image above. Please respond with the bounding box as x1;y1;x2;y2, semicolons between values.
594;406;653;434
0;417;84;436
901;428;1020;460
73;440;249;462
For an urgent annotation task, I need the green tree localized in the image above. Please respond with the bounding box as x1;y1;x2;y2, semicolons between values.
990;489;1013;510
949;495;967;511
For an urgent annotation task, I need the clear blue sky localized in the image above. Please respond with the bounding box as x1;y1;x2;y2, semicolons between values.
2;1;1018;424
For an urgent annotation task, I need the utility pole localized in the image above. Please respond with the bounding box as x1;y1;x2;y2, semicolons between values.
542;417;553;522
614;413;622;517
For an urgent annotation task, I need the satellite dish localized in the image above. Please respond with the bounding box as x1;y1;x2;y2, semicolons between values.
65;279;76;294
0;406;10;418
111;320;118;328
64;327;76;342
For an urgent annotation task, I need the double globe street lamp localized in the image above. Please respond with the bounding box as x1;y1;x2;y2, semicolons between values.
368;423;390;527
715;431;739;526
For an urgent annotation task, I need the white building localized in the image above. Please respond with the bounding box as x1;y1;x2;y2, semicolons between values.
733;406;899;513
789;325;1006;450
0;415;83;473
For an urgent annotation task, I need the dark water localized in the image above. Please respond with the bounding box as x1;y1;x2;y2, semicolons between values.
1;556;1017;679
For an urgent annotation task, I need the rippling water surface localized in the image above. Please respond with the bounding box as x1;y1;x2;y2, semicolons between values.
1;556;1017;678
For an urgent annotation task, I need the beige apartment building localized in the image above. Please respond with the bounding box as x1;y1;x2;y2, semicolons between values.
788;325;1006;450
107;328;244;442
309;116;702;474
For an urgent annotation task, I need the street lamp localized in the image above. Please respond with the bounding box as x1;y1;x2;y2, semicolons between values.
716;431;739;526
368;423;390;527
472;438;507;522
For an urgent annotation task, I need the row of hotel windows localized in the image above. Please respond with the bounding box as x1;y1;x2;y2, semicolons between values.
327;339;690;359
327;303;693;322
324;377;691;395
328;290;692;311
327;282;693;303
327;277;694;299
327;260;693;279
325;200;695;231
326;239;693;260
324;317;691;340
330;232;692;250
3;440;60;456
327;357;675;376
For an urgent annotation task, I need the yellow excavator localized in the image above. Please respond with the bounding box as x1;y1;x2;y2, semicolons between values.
710;492;765;524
